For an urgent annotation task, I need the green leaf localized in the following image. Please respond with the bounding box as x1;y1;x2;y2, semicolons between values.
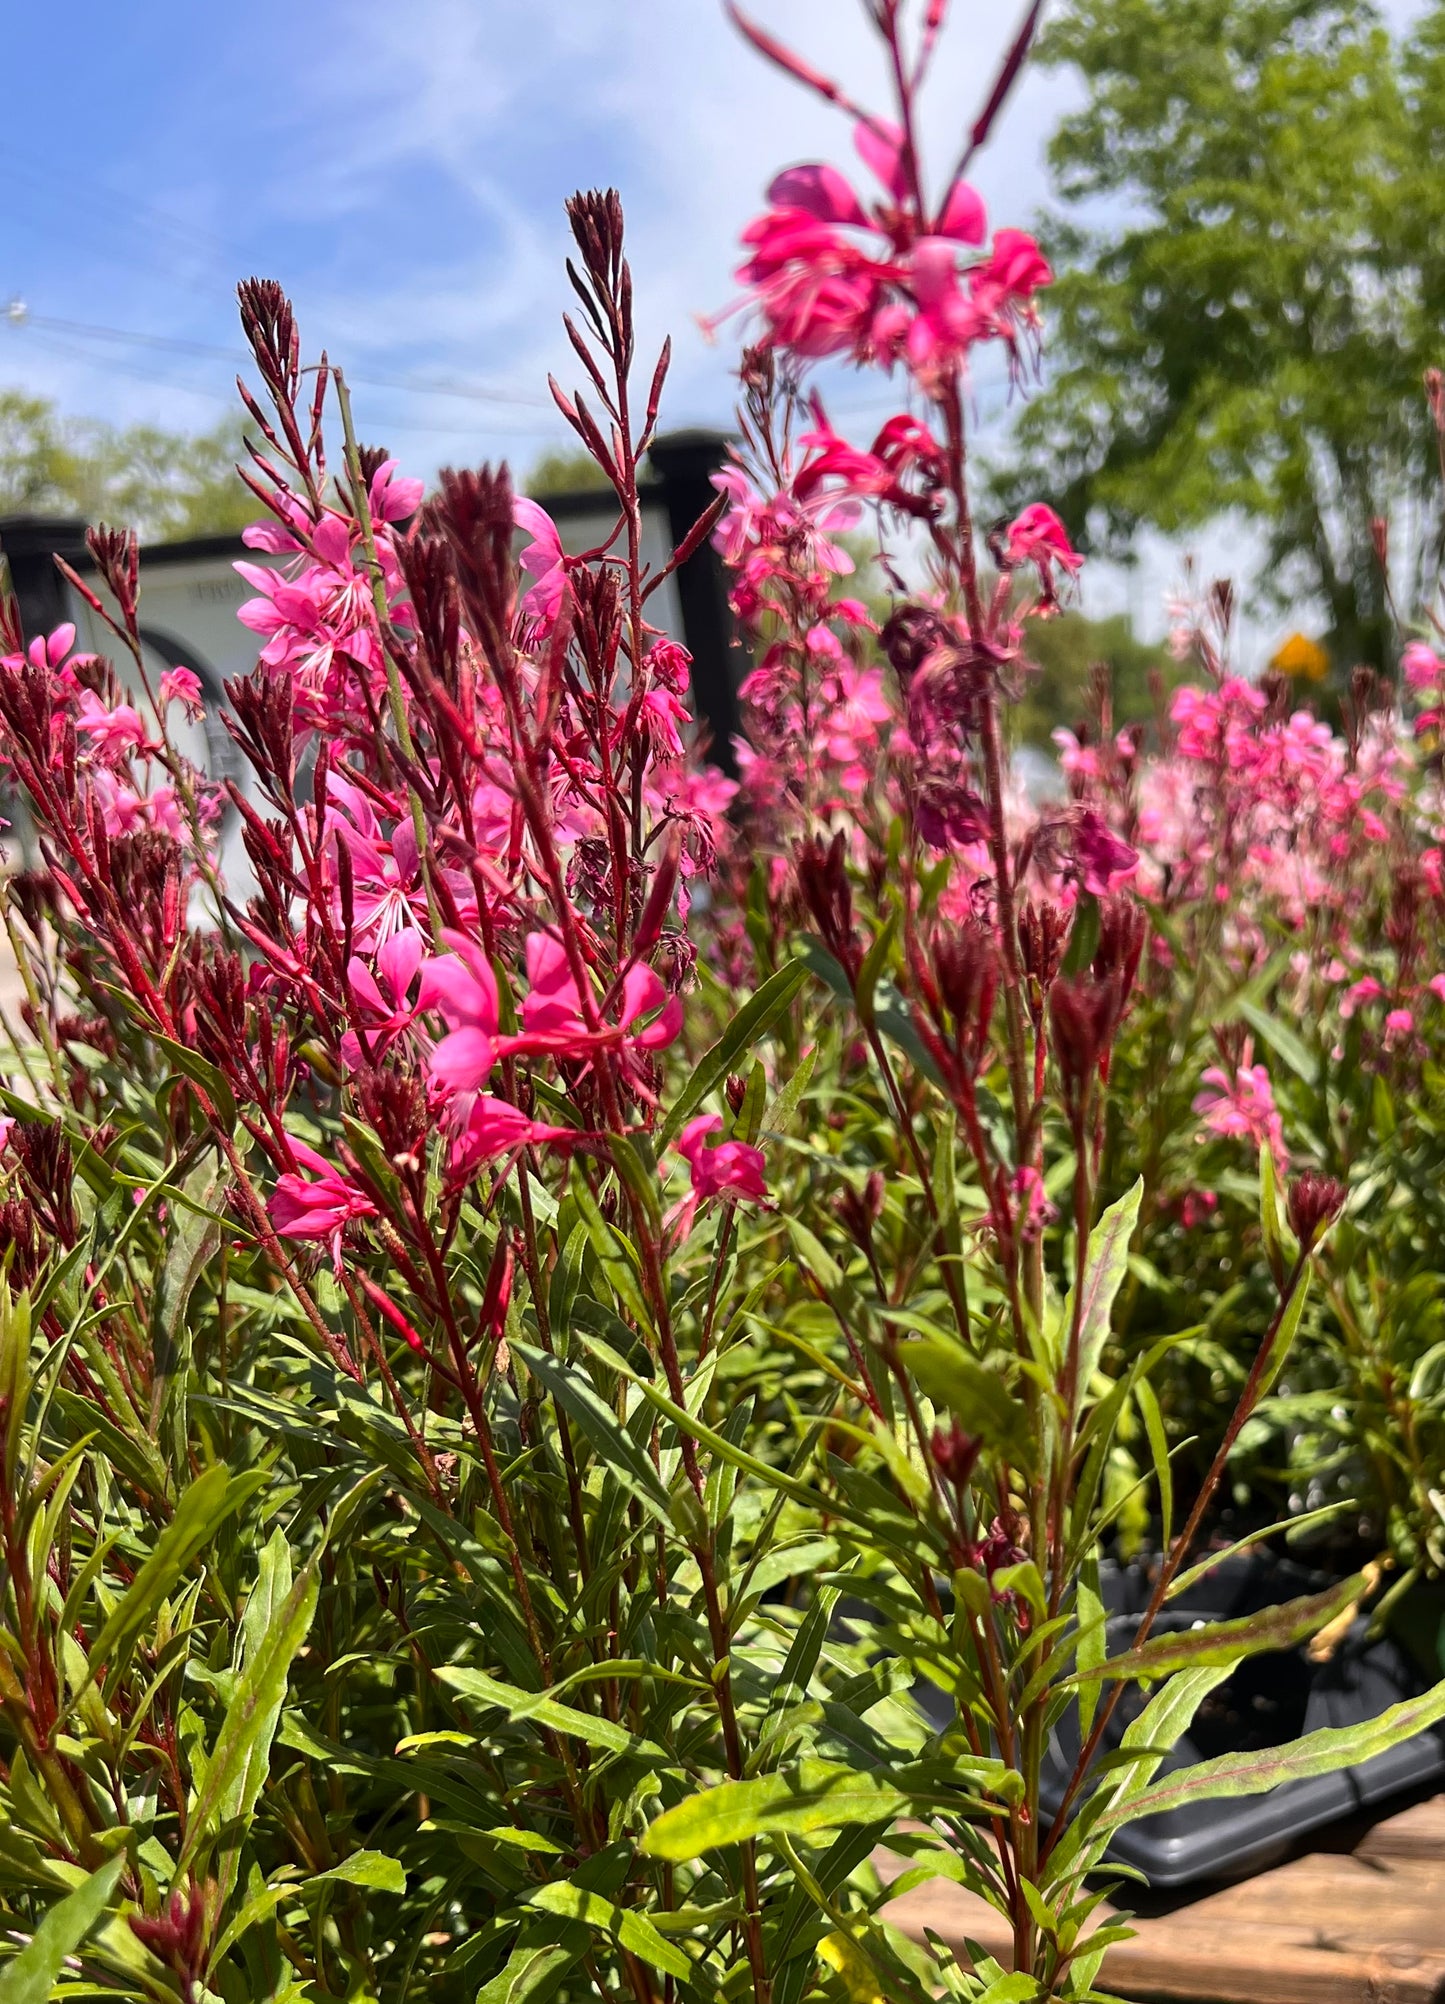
437;1668;666;1759
905;1334;1033;1468
1167;1498;1356;1602
1095;1677;1445;1834
1238;1000;1316;1086
77;1465;256;1701
1409;1341;1445;1404
1076;1552;1106;1739
1051;1661;1239;1882
178;1538;321;1877
512;1342;671;1525
658;957;810;1144
642;1761;908;1859
1077;1576;1366;1683
1258;1143;1286;1285
0;1856;125;2004
1257;1266;1311;1403
527;1884;690;1981
1060;893;1100;979
308;1851;406;1894
854;910;899;1027
147;1028;238;1130
1063;1179;1141;1416
1134;1378;1171;1549
475;1944;582;2004
761;1047;818;1139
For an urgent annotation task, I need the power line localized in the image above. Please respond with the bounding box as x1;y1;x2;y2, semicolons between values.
2;302;554;409
11;327;557;442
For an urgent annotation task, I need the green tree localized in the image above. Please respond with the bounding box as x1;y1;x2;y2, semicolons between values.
524;445;613;496
1013;607;1175;749
995;0;1438;672
0;390;256;541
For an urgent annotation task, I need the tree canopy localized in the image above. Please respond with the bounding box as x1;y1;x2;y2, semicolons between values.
0;390;257;542
995;0;1445;672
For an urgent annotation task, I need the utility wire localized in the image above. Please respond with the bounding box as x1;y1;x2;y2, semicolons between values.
3;302;553;409
13;327;557;443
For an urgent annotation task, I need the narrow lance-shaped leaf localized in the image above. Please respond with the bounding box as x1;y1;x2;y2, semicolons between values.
76;1465;256;1702
642;1754;1018;1861
658;956;810;1144
437;1666;668;1759
1076;1575;1367;1683
1093;1678;1445;1836
905;1333;1034;1469
475;1945;583;2004
1049;1659;1240;1884
177;1541;321;1878
527;1883;690;1982
1063;1178;1142;1415
202;1527;306;1902
642;1761;910;1859
0;1856;126;2004
512;1341;671;1525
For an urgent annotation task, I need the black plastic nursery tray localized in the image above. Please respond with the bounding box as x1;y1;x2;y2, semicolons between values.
1038;1555;1445;1888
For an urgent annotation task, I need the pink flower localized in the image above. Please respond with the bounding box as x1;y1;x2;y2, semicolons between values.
159;666;204;714
324;780;447;944
22;624;76;673
419;931;503;1096
344;929;426;1069
676;1115;768;1204
1003;503;1083;585
270;1141;377;1270
449;1095;579;1178
514;498;569;622
989;1164;1056;1244
1193;1064;1288;1166
74;693;148;760
1403;641;1445;690
641;684;691;758
1341;976;1383;1019
1179;1189;1219;1231
518;934;683;1061
369;458;425;523
1072;811;1139;895
1384;1007;1415;1045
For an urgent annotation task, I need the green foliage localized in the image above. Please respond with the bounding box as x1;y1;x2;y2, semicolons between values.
0;389;256;540
1011;610;1175;751
996;0;1445;671
525;448;615;498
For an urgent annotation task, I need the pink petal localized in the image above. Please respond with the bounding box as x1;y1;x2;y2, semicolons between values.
938;178;987;244
377;927;424;1002
853;118;909;200
312;516;353;567
429;1027;500;1096
766;163;868;226
513;496;564;560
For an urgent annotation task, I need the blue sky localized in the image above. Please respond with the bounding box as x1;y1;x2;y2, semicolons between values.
0;0;1426;650
0;1;1077;465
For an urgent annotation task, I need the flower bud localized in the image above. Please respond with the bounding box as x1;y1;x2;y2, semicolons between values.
1018;898;1068;1001
932;920;999;1066
795;830;858;976
1286;1171;1346;1250
930;1419;981;1487
1091;895;1146;1008
881;604;946;682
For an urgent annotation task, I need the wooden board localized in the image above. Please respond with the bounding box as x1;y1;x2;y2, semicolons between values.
880;1794;1445;2004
